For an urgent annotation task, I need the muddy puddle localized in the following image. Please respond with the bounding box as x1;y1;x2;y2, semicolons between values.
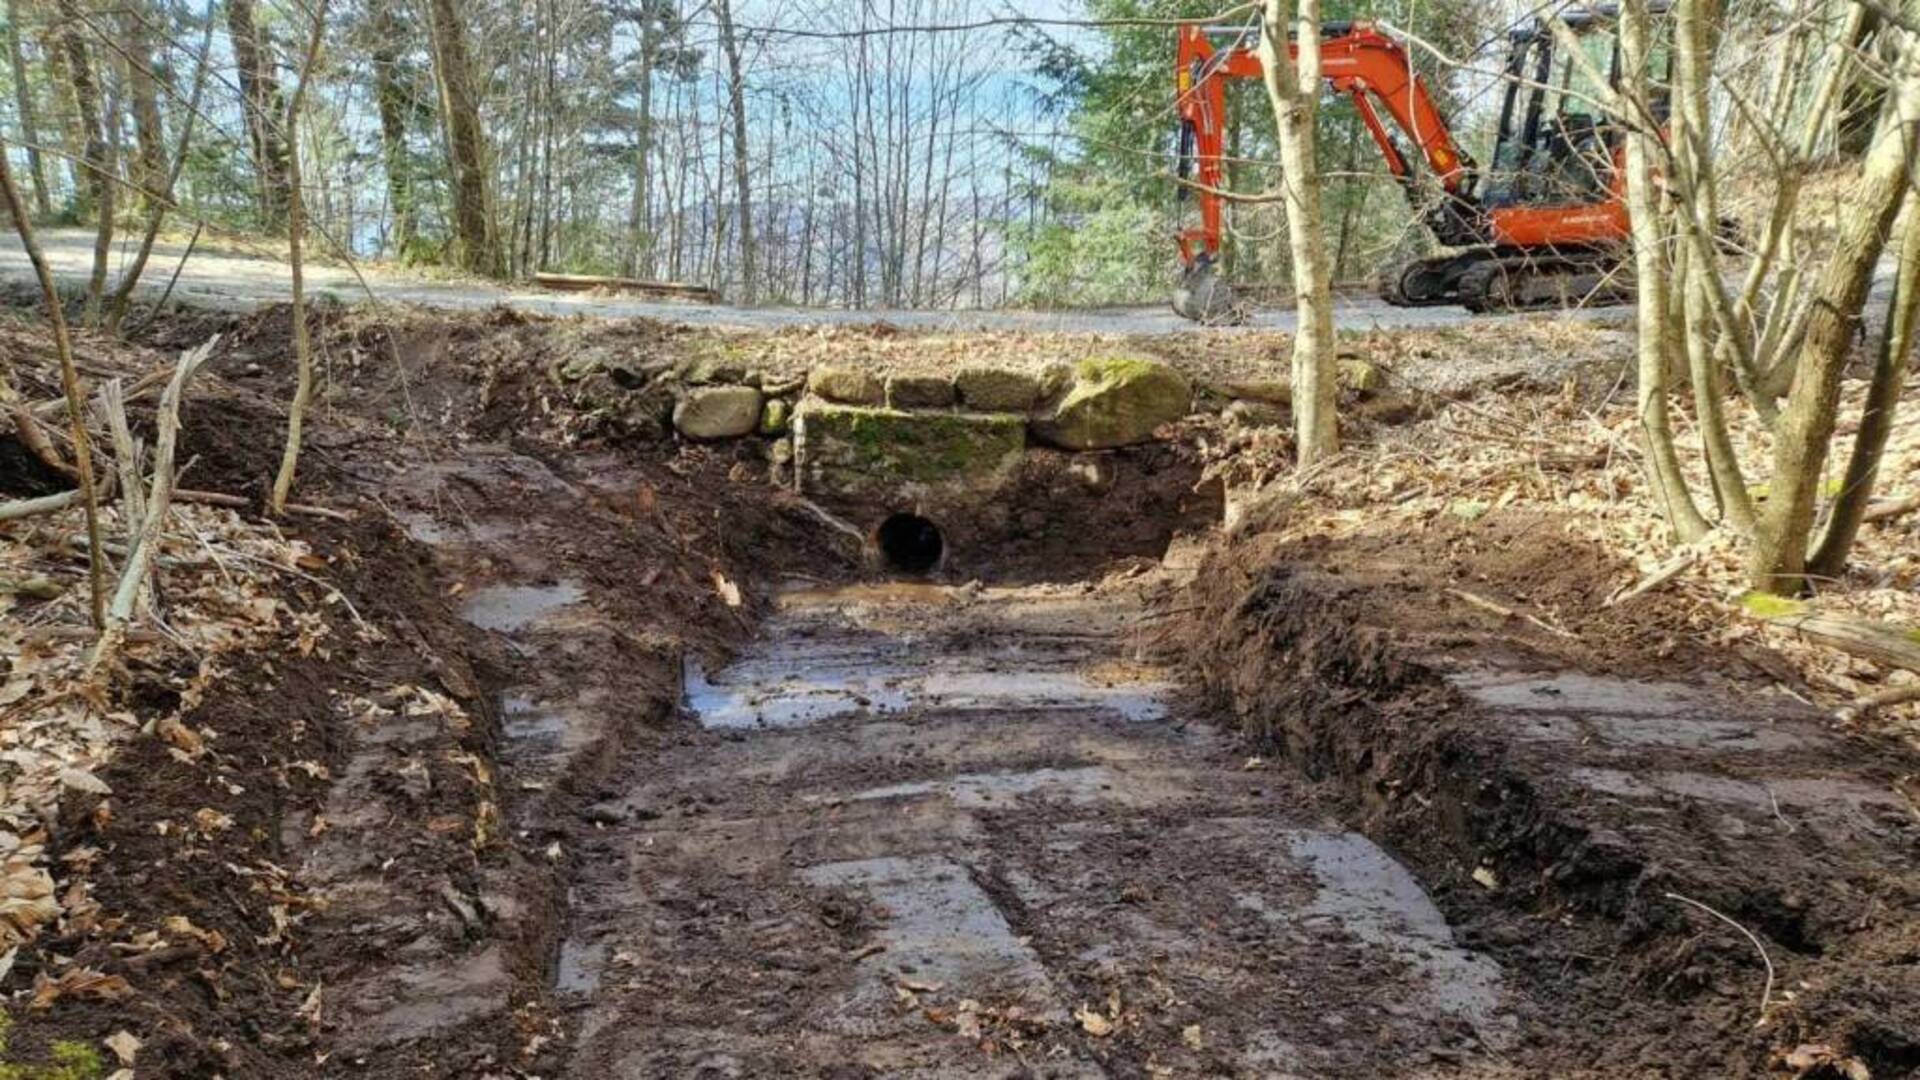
555;574;1517;1075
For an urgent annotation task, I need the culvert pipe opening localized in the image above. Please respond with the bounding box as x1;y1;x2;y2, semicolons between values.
877;513;945;575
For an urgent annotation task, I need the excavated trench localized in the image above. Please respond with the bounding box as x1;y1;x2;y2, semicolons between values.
380;437;1538;1076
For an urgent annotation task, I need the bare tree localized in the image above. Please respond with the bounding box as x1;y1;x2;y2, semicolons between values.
425;0;500;276
0;137;106;627
228;0;292;226
1258;0;1337;466
271;0;331;514
52;0;111;322
715;0;755;302
5;0;51;215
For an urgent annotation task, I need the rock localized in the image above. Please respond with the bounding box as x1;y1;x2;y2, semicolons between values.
1224;399;1288;428
886;373;956;409
1030;357;1192;450
1338;357;1384;394
1219;377;1292;405
767;438;794;465
685;352;748;385
793;403;1026;501
954;367;1042;413
673;386;763;440
1037;362;1076;402
807;366;885;405
760;397;792;436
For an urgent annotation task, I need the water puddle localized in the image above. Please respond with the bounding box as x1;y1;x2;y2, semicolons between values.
684;657;1168;729
460;580;585;632
684;582;1169;729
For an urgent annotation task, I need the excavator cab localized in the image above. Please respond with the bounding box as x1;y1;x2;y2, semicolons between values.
1483;7;1670;211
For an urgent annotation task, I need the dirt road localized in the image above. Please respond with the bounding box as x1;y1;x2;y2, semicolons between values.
1;227;1612;333
382;441;1523;1075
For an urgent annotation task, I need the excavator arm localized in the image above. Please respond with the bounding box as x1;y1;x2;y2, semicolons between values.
1173;21;1485;320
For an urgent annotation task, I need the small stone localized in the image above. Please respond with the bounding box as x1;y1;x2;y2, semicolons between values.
953;367;1042;412
685;353;748;385
673;386;763;440
768;438;793;465
582;802;626;825
807;366;885;405
760;397;792;436
886;373;956;409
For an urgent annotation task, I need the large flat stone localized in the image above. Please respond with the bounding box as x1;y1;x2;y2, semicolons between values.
793;402;1025;502
1030;357;1191;450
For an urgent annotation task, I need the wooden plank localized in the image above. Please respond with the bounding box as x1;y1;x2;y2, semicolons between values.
532;271;717;303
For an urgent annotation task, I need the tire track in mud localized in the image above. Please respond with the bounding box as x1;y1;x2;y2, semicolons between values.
527;579;1523;1077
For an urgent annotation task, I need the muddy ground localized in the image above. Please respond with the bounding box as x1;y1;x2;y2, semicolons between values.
3;299;1916;1078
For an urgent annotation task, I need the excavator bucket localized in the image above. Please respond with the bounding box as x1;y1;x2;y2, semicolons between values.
1172;261;1241;324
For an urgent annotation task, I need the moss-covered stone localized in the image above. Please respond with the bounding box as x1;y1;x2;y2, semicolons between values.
953;367;1042;413
793;403;1026;500
1338;357;1384;394
1030;357;1192;450
886;373;956;409
807;366;885;405
759;397;792;436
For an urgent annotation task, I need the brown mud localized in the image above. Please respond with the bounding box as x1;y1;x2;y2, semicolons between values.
5;300;1916;1079
1178;512;1920;1077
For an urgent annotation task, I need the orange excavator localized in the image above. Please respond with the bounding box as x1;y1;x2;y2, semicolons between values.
1173;7;1655;321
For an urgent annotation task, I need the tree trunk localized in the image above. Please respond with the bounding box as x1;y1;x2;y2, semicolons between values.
120;0;166;202
1620;0;1710;541
270;0;329;514
105;15;214;335
713;0;753;303
52;0;112;323
623;1;661;278
227;0;291;227
0;137;106;626
1751;37;1920;593
1808;187;1920;578
368;0;416;259
5;0;51;215
425;0;501;276
1258;0;1337;466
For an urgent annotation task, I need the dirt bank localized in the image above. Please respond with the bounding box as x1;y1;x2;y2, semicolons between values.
1176;511;1920;1077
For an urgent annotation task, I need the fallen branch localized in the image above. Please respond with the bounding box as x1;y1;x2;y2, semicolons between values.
1741;592;1920;674
89;339;215;671
1445;586;1577;639
1853;682;1920;716
8;406;71;475
1607;547;1701;606
0;489;86;522
1664;892;1775;1022
98;379;147;555
1865;491;1920;524
174;488;353;521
